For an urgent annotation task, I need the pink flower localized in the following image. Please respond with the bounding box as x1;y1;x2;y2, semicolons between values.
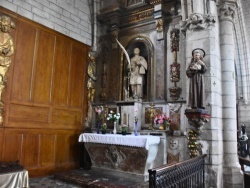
154;112;170;124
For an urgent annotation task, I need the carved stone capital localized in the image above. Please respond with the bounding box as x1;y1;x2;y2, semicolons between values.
180;13;216;34
218;2;237;22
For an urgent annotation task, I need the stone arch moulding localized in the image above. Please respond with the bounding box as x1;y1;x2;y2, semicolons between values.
120;36;154;102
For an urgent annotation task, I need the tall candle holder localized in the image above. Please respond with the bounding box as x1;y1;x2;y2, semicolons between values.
149;103;155;130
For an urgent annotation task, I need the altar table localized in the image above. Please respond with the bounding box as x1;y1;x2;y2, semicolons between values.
79;133;161;181
0;170;29;188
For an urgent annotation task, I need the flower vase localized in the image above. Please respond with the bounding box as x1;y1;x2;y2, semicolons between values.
122;130;127;136
97;121;100;134
113;121;117;134
134;121;138;136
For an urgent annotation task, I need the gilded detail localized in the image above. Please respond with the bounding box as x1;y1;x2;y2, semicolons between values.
0;15;15;124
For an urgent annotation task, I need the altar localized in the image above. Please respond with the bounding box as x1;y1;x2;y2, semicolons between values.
79;133;161;181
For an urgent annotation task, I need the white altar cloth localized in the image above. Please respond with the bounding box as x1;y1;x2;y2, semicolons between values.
78;133;160;150
0;170;29;188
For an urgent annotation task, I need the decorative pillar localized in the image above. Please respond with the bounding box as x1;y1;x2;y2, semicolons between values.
219;1;243;187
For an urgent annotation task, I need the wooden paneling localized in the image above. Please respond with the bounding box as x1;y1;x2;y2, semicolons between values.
0;129;3;160
22;134;40;167
11;20;37;102
33;30;55;104
0;6;89;177
52;108;81;125
55;134;69;164
2;132;22;162
69;43;86;108
52;37;71;106
40;134;55;166
9;104;49;123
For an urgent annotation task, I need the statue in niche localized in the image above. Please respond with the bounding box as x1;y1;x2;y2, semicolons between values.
186;49;207;109
0;15;15;123
87;53;97;102
128;48;147;99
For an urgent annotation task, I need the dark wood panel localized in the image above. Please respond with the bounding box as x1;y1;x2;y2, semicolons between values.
0;129;3;160
55;134;69;164
11;20;37;102
68;134;80;162
33;30;55;104
22;134;39;167
2;132;22;162
9;104;49;123
40;134;55;166
52;36;71;106
69;43;86;108
51;108;81;125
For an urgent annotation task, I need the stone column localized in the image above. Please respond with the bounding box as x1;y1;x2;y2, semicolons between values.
218;1;243;187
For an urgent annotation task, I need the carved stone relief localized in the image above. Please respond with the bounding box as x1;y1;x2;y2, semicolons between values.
180;13;216;34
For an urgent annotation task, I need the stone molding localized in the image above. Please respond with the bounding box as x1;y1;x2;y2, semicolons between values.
180;13;216;34
218;3;237;22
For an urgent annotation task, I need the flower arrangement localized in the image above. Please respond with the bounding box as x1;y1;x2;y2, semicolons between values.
121;124;128;132
95;106;104;121
107;110;120;122
101;123;107;130
154;112;170;125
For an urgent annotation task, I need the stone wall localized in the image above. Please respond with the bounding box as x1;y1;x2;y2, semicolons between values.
1;0;92;45
241;0;250;50
235;0;250;134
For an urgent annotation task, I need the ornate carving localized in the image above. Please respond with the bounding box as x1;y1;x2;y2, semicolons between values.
0;15;15;124
169;86;182;101
105;145;126;168
180;13;216;33
185;109;210;158
156;18;163;32
100;47;108;102
126;0;144;7
121;9;154;25
170;63;180;82
87;52;97;102
167;152;179;164
169;138;179;150
169;28;181;100
218;3;236;21
170;29;179;53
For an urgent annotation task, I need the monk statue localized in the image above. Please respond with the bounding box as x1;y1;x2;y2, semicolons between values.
128;48;147;99
186;49;207;109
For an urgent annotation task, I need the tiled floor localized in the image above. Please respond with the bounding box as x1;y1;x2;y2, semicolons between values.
29;168;148;188
30;176;82;188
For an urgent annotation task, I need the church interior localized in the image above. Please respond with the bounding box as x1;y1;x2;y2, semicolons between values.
1;0;250;187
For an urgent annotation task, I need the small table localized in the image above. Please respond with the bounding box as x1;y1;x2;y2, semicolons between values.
79;133;160;181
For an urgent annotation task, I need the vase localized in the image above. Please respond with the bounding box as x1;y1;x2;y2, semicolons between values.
121;130;127;136
113;121;117;134
97;121;100;134
101;130;106;134
134;121;138;136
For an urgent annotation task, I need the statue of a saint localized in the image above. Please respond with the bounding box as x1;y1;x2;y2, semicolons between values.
0;15;15;84
186;49;207;109
87;53;97;102
128;48;147;99
0;15;15;123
